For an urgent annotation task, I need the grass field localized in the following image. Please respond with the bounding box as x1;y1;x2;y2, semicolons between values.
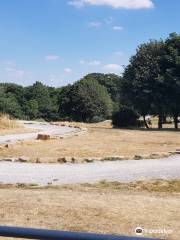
0;180;179;240
0;120;180;163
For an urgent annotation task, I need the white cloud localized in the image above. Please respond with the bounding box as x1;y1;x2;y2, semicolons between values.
89;21;102;27
114;51;124;56
64;68;72;73
69;0;154;9
113;25;124;31
45;55;60;61
103;63;123;73
80;60;101;66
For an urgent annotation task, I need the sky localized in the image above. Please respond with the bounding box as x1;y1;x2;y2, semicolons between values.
0;0;179;87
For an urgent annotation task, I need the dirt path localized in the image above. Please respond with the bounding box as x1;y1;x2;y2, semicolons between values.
0;121;78;144
0;155;180;185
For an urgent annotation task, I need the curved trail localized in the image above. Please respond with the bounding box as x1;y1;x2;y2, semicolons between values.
0;156;180;185
0;121;78;144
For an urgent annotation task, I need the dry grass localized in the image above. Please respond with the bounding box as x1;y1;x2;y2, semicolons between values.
0;180;180;240
0;114;20;129
0;114;30;136
1;121;180;162
87;179;180;193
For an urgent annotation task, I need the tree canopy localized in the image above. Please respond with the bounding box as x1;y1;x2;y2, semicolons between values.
58;78;113;122
121;33;180;129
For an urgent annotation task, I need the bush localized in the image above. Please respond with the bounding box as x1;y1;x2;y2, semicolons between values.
112;106;140;128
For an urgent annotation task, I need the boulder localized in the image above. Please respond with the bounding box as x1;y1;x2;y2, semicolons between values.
37;134;50;140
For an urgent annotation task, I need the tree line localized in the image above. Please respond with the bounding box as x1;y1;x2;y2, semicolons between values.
0;74;121;122
0;32;180;129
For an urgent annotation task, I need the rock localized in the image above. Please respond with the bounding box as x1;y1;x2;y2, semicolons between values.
18;156;30;162
1;158;16;162
134;155;144;160
57;157;67;163
150;152;170;159
83;158;95;163
101;156;125;161
71;157;76;163
37;134;50;140
36;158;41;163
53;179;59;182
173;149;180;154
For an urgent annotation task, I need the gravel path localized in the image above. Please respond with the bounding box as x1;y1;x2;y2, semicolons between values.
0;121;78;144
0;155;180;185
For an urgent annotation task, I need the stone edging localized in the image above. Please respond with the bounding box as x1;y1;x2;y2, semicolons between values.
0;150;179;164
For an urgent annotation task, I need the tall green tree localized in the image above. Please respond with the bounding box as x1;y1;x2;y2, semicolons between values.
58;79;113;122
84;73;122;111
162;33;180;128
121;40;166;128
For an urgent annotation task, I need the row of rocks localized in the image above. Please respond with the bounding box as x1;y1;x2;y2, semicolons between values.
0;156;30;163
56;151;177;164
0;150;179;164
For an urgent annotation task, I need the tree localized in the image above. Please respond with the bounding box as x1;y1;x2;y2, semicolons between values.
84;73;122;111
58;79;113;122
0;84;25;118
25;99;39;119
24;81;56;120
121;40;167;129
162;33;180;129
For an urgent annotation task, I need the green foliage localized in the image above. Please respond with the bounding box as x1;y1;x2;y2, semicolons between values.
121;34;180;128
121;40;165;116
112;106;140;128
59;78;113;122
0;82;59;121
84;73;122;110
25;99;39;119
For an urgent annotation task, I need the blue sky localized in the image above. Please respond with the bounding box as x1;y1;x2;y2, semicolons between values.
0;0;179;87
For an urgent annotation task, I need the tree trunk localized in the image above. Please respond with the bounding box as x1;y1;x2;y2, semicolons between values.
143;115;149;129
158;115;163;129
173;115;178;129
162;115;167;124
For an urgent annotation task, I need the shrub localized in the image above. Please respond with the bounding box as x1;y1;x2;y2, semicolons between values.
112;106;140;128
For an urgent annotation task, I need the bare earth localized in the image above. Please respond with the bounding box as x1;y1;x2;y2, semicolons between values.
1;121;180;162
0;181;179;240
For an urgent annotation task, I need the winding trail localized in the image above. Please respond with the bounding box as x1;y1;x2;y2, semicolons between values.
0;121;78;144
0;155;180;185
0;121;179;185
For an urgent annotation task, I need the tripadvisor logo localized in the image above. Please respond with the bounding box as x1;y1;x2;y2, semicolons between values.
135;227;144;235
135;226;173;236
